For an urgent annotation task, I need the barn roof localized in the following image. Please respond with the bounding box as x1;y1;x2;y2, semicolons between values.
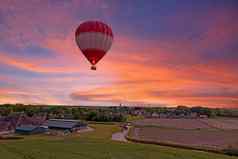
44;119;82;129
16;125;37;132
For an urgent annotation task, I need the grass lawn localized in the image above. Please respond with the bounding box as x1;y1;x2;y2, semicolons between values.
0;124;237;159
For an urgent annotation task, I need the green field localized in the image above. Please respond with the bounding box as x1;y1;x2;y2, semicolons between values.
0;124;237;159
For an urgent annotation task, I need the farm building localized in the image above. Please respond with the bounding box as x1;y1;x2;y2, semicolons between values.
15;125;48;135
44;119;87;132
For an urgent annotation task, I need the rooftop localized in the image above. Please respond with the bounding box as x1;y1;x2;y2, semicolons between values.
44;119;83;129
15;125;38;131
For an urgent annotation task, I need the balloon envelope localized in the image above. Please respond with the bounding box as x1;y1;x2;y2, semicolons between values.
75;21;113;69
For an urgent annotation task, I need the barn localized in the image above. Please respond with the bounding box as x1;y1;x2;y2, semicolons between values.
44;119;87;132
15;125;48;135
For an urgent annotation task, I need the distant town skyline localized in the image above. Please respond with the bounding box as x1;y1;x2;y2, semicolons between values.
0;0;237;107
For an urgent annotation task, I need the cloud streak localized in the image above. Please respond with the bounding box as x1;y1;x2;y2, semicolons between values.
0;0;237;107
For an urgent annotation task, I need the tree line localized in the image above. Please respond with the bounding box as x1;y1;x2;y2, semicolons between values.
0;104;238;122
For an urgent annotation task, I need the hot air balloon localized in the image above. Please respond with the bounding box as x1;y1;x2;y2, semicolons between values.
75;21;113;70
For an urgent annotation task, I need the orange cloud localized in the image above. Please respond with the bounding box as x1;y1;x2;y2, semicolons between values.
1;1;237;107
0;52;83;74
70;35;238;107
0;85;62;105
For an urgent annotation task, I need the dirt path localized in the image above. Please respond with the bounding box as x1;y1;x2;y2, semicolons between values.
111;128;129;142
77;126;94;133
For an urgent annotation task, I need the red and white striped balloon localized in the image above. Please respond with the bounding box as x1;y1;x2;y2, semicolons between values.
75;21;113;70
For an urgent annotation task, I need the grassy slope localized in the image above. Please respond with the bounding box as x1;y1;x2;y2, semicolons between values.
0;124;237;159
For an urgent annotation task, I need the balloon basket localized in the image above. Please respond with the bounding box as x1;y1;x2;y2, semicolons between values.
91;65;96;70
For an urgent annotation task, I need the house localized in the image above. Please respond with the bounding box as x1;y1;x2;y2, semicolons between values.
151;112;160;118
44;119;87;132
158;113;168;118
15;125;48;135
199;114;208;118
190;112;198;118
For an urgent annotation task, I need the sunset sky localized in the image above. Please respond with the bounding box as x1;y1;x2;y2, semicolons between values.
0;0;237;107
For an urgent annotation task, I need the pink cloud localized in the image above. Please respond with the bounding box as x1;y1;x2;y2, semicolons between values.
197;9;238;49
0;1;237;107
0;52;83;73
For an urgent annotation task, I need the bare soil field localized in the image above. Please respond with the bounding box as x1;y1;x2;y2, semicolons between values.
133;118;238;130
200;118;238;130
133;118;212;129
130;118;238;151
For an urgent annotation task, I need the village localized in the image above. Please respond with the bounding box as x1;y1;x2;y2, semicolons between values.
1;104;237;137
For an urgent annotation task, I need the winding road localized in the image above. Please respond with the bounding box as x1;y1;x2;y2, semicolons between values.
111;128;129;142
